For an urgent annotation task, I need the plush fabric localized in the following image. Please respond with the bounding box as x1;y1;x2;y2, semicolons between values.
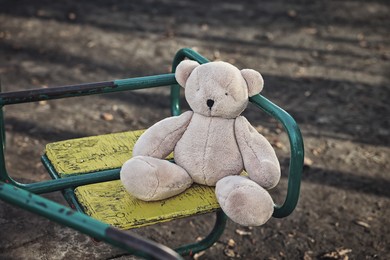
132;111;193;159
120;60;281;226
121;156;192;201
215;176;274;226
174;113;243;186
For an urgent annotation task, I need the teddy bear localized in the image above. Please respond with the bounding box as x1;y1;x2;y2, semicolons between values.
120;60;281;226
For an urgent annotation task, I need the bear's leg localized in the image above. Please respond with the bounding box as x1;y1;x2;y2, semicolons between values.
215;175;274;226
120;155;193;201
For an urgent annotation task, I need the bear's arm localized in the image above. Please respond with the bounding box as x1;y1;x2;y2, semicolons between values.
132;111;193;159
234;116;281;189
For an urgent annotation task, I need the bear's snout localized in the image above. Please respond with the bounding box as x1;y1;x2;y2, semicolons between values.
206;99;214;108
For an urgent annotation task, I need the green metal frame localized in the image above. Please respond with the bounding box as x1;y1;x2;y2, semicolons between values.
0;48;304;259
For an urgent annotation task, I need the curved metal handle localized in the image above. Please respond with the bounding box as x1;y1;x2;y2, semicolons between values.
172;48;305;218
170;48;210;116
249;95;304;218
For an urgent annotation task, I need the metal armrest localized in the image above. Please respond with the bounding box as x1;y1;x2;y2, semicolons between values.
250;94;304;218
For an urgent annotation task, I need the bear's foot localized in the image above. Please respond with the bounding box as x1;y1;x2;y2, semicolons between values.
120;156;193;201
216;176;274;226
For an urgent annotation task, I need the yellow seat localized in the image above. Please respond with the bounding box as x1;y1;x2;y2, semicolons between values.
45;130;220;229
45;130;146;177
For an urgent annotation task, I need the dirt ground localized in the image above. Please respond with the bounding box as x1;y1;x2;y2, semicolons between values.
0;1;389;259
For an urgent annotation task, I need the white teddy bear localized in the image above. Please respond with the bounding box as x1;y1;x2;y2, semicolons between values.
120;60;281;226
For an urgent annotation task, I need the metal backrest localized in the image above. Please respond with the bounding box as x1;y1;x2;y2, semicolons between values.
171;48;304;218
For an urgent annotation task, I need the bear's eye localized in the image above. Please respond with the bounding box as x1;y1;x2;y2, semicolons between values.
225;92;228;96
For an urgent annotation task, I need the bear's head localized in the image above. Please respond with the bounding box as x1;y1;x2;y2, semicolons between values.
175;60;264;118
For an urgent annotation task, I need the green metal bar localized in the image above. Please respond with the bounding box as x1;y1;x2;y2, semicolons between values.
175;210;227;256
0;107;4;151
114;74;176;91
249;95;304;218
24;169;119;194
169;83;181;116
0;182;183;260
0;80;5;150
0;107;11;183
43;156;85;212
6;156;120;194
173;48;210;65
62;188;85;212
0;74;177;106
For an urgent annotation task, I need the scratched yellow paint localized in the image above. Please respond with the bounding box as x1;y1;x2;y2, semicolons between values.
45;130;219;228
75;180;219;229
45;130;173;177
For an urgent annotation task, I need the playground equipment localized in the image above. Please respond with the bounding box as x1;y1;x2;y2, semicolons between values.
0;48;304;259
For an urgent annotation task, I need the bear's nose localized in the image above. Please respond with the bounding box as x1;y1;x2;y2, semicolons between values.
207;99;214;108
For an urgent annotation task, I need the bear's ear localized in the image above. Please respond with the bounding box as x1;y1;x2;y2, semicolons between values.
241;69;264;97
175;60;200;87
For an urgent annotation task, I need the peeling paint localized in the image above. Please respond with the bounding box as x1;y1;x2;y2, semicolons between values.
66;210;74;216
35;201;48;208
